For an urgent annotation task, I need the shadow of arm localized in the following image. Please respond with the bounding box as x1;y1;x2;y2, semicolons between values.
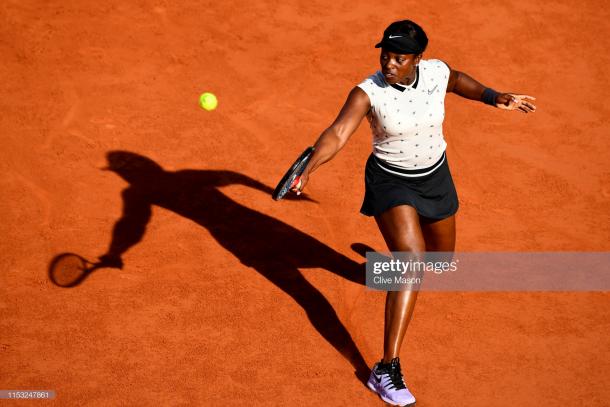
99;187;152;268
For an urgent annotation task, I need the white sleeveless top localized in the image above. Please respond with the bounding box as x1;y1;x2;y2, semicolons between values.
357;59;450;172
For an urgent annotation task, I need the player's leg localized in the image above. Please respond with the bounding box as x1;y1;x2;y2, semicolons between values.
420;214;456;252
374;205;426;362
368;204;423;406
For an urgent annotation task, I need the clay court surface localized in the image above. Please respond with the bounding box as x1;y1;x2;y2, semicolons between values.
1;1;609;405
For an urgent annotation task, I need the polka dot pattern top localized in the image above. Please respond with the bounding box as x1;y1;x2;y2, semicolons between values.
357;59;450;170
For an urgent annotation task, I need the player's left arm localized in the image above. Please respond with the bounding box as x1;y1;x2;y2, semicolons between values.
441;60;536;113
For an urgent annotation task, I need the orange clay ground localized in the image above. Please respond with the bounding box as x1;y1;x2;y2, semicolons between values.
1;1;609;406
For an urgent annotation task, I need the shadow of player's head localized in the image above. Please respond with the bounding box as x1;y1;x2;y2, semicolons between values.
104;151;164;184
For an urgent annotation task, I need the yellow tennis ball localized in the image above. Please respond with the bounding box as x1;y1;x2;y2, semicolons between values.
199;92;218;111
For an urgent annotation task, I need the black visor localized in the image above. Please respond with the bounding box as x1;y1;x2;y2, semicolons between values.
375;35;423;54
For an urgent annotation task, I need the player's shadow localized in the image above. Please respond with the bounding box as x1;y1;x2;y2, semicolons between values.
83;150;369;382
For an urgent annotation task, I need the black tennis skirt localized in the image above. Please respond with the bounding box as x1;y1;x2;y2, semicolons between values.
360;151;459;221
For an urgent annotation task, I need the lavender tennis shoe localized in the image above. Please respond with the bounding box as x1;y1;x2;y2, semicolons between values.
366;357;416;406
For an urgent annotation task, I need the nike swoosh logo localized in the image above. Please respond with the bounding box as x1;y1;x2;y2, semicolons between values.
428;85;438;95
388;35;403;39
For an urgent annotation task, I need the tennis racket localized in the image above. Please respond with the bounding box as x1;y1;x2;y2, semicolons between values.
48;253;104;287
272;146;315;201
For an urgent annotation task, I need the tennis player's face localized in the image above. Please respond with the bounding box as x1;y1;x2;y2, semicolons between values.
380;50;418;84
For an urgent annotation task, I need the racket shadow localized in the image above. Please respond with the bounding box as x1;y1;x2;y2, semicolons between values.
48;253;94;288
48;253;115;288
49;150;370;384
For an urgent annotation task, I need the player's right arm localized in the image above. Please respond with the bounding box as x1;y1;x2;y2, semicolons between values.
292;87;370;193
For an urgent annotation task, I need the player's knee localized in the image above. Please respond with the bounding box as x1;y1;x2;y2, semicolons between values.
393;239;426;256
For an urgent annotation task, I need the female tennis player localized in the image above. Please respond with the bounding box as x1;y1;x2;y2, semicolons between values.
291;20;536;406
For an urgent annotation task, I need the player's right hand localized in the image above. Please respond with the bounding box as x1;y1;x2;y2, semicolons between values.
290;173;309;195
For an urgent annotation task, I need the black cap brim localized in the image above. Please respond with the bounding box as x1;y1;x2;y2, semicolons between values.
374;40;417;55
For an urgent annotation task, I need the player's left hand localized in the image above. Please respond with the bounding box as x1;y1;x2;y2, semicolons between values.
496;93;536;113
